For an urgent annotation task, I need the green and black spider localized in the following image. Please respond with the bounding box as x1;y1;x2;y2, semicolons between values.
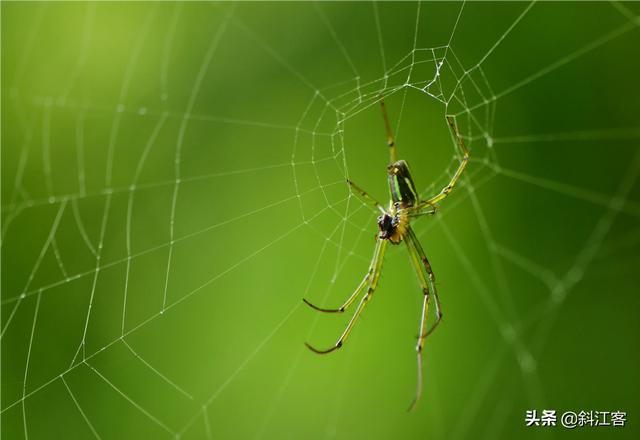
303;97;469;411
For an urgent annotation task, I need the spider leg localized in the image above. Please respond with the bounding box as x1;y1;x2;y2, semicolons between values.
417;116;469;209
407;227;443;337
303;267;372;313
404;226;443;411
346;179;386;214
380;96;397;163
408;204;438;219
305;238;388;354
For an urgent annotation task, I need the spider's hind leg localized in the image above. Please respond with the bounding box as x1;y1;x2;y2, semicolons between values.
380;96;397;163
347;179;385;214
418;116;470;208
409;203;438;219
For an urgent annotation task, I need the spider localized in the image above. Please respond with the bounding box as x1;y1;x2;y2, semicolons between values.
303;97;469;411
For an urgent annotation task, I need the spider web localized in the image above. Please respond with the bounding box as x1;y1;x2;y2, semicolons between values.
2;2;640;439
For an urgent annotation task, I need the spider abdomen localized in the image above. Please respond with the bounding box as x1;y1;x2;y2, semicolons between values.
388;160;419;208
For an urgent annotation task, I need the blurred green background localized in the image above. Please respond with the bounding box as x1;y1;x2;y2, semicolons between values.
2;2;640;439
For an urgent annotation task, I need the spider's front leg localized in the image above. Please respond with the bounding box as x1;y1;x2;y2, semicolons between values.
404;226;443;411
303;268;372;314
304;238;388;354
407;228;442;338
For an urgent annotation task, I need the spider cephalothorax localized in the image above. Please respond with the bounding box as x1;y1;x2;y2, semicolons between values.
377;207;409;244
303;97;469;411
377;212;397;240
